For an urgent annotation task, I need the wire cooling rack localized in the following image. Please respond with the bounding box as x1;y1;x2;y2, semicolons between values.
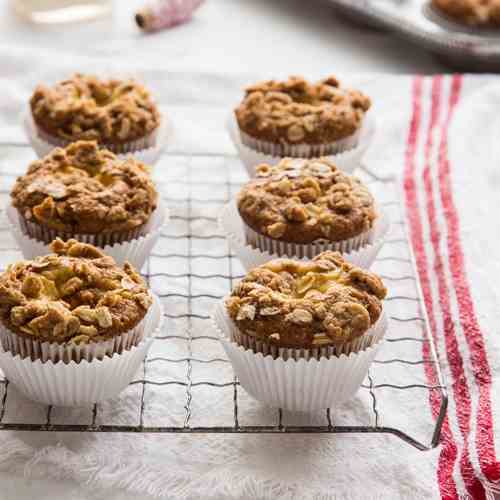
0;149;447;451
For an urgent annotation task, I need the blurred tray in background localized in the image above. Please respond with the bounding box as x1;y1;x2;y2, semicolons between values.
328;0;500;71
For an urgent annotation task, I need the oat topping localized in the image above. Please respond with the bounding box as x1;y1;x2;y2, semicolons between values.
237;158;376;244
30;73;161;144
0;239;152;344
235;75;371;145
11;141;158;235
432;0;500;26
226;251;386;348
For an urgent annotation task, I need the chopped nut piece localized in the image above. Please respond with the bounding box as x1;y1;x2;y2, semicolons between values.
267;222;287;239
284;203;308;222
10;304;44;326
135;292;152;310
286;308;313;324
33;197;56;222
95;306;113;328
60;277;84;297
0;284;24;306
287;124;305;143
79;324;98;337
73;305;96;323
45;182;67;199
256;164;272;177
236;304;256;321
121;277;138;290
21;275;43;298
259;307;280;316
324;302;370;342
308;161;332;176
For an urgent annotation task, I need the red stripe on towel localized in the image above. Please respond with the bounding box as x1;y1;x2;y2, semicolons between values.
403;75;458;500
437;75;500;486
423;75;483;500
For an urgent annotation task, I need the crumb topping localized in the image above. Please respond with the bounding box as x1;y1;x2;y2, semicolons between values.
235;75;370;145
432;0;500;26
226;251;386;348
11;141;158;235
30;73;160;144
237;158;376;244
0;239;152;344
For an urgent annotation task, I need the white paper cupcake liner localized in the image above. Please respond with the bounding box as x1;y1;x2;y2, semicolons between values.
218;201;390;270
0;294;163;406
227;112;376;176
239;126;362;157
212;301;387;412
243;221;372;257
24;111;171;166
18;214;148;246
6;200;169;269
0;293;161;363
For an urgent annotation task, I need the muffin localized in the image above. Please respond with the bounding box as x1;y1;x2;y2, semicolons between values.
10;140;159;248
234;75;371;158
29;73;161;155
213;251;388;411
225;251;386;355
236;157;377;258
0;238;152;362
431;0;500;27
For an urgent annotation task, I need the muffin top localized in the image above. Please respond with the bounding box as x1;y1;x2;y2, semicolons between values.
30;73;161;145
237;158;376;244
11;141;158;235
432;0;500;26
235;75;370;145
226;251;386;348
0;239;152;344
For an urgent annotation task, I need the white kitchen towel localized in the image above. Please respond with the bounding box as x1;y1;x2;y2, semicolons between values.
0;49;496;500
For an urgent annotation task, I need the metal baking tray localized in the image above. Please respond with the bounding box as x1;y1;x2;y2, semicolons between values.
328;0;500;71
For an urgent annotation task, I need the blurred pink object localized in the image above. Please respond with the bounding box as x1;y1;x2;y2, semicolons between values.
136;0;205;32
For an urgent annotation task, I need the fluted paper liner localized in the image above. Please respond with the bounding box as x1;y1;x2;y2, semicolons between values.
240;127;362;157
227;112;376;176
6;200;169;269
219;200;390;270
0;294;163;406
212;300;387;412
24;111;171;166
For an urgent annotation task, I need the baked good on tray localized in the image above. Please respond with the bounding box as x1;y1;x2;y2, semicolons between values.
0;239;162;406
225;251;386;353
234;75;371;157
236;157;377;256
30;73;161;154
213;250;388;411
10;140;158;246
432;0;500;27
0;239;152;358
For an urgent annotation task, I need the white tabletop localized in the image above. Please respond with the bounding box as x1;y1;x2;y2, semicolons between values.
0;1;443;498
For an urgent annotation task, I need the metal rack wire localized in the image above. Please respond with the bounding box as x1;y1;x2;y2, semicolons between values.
0;150;447;451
